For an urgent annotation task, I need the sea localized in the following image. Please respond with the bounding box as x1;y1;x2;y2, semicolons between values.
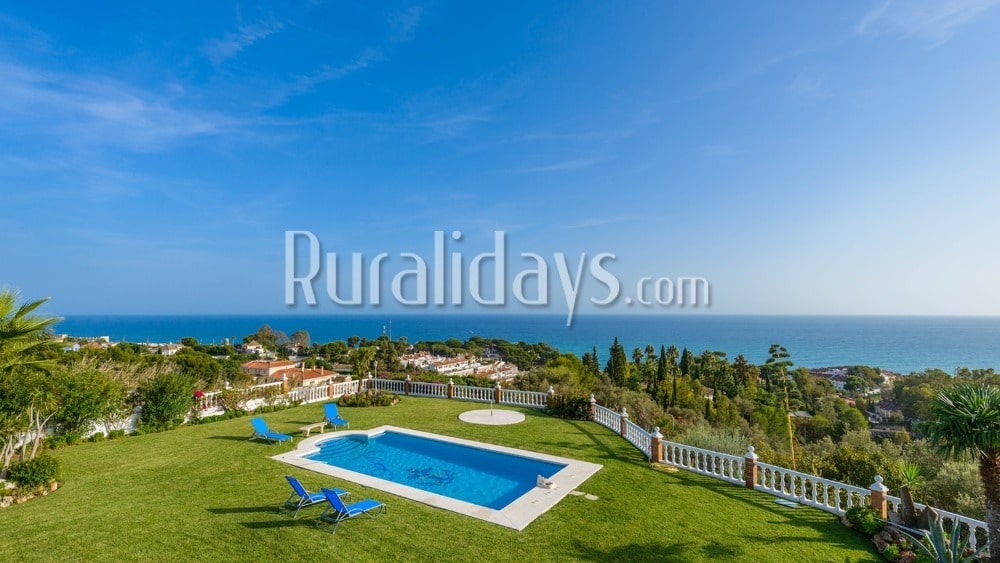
52;314;1000;375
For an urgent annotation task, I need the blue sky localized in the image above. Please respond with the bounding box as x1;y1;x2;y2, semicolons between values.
1;1;999;316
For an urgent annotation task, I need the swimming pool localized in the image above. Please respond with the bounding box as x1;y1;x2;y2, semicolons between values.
274;425;603;530
305;430;565;509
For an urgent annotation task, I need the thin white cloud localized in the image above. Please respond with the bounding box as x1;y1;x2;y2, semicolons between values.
388;6;423;43
267;48;386;106
789;70;828;98
518;159;601;173
855;0;999;44
414;110;493;141
260;7;420;107
703;49;806;93
560;215;646;229
0;61;233;150
700;143;739;158
0;11;52;52
201;19;285;65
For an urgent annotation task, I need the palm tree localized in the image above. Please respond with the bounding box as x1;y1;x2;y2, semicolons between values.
923;384;1000;562
0;289;60;375
0;289;60;476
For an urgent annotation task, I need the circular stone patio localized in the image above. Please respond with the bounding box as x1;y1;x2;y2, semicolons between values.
458;409;525;425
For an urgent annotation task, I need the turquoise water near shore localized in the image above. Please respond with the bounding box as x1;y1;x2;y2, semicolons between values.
54;314;1000;374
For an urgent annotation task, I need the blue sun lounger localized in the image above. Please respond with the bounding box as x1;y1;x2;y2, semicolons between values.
323;403;350;430
249;417;293;444
281;476;351;518
315;487;386;533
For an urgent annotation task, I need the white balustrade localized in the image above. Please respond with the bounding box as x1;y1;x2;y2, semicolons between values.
410;381;447;397
593;405;620;433
372;378;406;393
755;462;869;516
198;391;222;412
332;380;359;397
660;442;745;484
287;386;329;405
499;389;548;408
623;419;652;458
452;385;494;403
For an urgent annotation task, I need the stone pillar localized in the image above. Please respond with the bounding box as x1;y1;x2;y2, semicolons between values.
494;382;502;404
281;374;289;394
404;374;411;396
869;475;889;518
447;378;454;399
366;374;374;392
619;407;629;437
744;446;759;490
328;378;335;400
589;394;596;420
650;427;663;463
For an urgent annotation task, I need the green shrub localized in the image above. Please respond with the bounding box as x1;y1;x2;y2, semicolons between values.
882;544;900;561
45;434;68;450
107;429;127;440
545;393;590;420
7;454;60;488
339;390;399;408
87;432;106;443
845;506;886;537
138;372;195;430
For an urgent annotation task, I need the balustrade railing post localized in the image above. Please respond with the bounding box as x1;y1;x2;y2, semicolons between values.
650;427;663;463
546;385;555;405
494;382;502;404
447;378;454;399
589;394;596;420
744;445;758;490
619;407;628;437
328;378;335;400
869;475;888;518
405;374;412;396
281;374;289;395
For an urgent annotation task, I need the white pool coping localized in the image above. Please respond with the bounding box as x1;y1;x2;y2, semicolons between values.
272;425;603;531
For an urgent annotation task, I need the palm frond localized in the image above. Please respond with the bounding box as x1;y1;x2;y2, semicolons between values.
924;385;1000;458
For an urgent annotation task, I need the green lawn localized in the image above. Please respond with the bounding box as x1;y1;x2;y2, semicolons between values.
0;398;878;562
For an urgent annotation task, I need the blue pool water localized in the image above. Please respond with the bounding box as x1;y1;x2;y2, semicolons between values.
305;430;565;510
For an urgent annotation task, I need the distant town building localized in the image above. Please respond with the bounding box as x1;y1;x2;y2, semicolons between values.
241;341;266;355
270;367;337;387
241;360;300;380
156;344;184;356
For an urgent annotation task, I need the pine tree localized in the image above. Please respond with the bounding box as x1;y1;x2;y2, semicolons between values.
766;344;796;470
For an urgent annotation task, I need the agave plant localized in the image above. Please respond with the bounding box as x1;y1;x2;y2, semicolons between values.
902;511;988;563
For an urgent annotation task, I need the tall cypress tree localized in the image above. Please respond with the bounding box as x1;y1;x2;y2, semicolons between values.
605;337;629;387
654;345;667;403
581;346;600;379
679;348;692;378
